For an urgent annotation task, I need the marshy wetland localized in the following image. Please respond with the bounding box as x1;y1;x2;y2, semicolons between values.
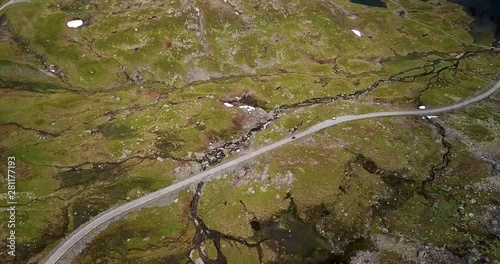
0;0;499;263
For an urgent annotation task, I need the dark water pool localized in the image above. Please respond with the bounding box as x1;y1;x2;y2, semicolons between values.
251;195;333;261
350;0;387;8
449;0;500;46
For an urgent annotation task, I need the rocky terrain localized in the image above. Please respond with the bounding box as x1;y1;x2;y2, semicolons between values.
0;0;499;263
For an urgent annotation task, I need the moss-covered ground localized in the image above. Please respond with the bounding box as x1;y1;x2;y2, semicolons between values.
0;0;499;263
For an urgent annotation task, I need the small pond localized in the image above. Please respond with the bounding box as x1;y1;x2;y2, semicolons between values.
350;0;387;8
449;0;500;46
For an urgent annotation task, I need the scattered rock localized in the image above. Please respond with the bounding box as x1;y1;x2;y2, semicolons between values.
119;149;132;160
373;234;463;263
493;164;500;176
174;162;203;180
479;205;500;236
350;251;379;264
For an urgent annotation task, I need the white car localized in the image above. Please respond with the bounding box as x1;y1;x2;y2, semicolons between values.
331;117;336;120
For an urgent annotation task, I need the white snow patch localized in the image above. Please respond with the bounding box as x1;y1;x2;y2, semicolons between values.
224;102;234;107
418;105;426;110
351;29;362;37
66;20;83;28
239;105;255;112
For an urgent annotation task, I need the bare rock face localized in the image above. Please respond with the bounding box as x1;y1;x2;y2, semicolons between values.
186;66;223;83
416;248;463;264
230;163;294;190
0;16;13;41
223;92;273;131
372;234;464;263
239;106;273;130
349;251;379;264
479;204;500;237
174;162;203;180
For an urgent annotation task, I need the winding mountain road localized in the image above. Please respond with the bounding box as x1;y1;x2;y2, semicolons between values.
0;0;29;12
44;79;500;264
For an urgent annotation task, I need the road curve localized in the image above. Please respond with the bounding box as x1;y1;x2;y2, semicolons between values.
44;79;500;264
0;0;29;12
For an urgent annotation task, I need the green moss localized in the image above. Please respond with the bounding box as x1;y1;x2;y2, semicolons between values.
483;239;500;261
461;123;495;142
0;0;499;261
97;123;137;140
72;200;106;229
465;104;500;123
74;190;194;264
56;166;114;188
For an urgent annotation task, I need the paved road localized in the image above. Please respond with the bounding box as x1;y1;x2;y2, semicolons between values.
44;79;500;264
0;0;29;12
